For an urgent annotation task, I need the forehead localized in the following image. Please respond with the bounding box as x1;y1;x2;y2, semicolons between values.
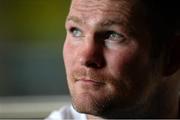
70;0;134;12
68;0;143;26
69;0;135;19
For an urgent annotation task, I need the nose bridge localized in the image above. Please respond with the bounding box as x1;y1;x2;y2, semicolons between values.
78;34;104;68
80;35;99;59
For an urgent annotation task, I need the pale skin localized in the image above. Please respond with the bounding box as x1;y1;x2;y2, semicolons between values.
63;0;180;119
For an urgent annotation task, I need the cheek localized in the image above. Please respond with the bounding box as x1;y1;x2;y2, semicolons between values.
106;48;152;101
112;38;150;70
106;44;150;89
106;48;139;78
63;39;75;73
63;39;76;89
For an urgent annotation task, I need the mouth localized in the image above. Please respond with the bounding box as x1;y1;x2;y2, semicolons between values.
76;78;105;86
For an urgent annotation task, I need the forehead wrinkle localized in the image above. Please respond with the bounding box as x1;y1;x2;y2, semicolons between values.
69;7;131;28
70;0;132;19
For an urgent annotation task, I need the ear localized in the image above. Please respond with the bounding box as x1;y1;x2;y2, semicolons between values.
163;33;180;76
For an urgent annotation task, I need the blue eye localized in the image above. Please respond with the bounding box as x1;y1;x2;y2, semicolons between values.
70;27;82;37
106;31;125;43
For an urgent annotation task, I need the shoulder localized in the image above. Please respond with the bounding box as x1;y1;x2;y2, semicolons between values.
45;105;87;120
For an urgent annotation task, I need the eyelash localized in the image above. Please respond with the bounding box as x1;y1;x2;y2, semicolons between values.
68;26;126;43
69;27;83;37
105;31;125;42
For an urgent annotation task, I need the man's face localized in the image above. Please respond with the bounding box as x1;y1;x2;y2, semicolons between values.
64;0;158;116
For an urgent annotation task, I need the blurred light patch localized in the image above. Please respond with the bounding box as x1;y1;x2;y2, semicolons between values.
0;0;70;96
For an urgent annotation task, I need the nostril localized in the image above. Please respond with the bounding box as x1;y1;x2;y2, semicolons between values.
85;60;101;68
80;57;105;69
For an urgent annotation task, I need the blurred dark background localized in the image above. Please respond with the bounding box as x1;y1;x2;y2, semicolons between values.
0;0;70;96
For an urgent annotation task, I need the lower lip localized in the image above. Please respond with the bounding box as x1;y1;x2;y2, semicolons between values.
77;79;104;86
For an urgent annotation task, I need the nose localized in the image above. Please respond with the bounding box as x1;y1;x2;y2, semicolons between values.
78;40;105;69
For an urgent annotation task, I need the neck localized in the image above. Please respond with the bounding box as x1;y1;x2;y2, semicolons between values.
144;84;179;118
87;81;179;119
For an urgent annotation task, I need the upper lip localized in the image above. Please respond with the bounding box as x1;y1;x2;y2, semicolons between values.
76;78;105;84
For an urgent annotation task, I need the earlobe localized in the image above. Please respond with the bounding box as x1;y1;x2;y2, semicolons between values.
163;34;180;77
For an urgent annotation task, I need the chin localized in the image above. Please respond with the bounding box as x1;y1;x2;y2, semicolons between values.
72;93;149;119
71;91;113;116
71;90;147;116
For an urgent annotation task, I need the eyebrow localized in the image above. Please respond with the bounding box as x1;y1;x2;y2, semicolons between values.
101;19;125;27
66;16;85;25
66;16;128;30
